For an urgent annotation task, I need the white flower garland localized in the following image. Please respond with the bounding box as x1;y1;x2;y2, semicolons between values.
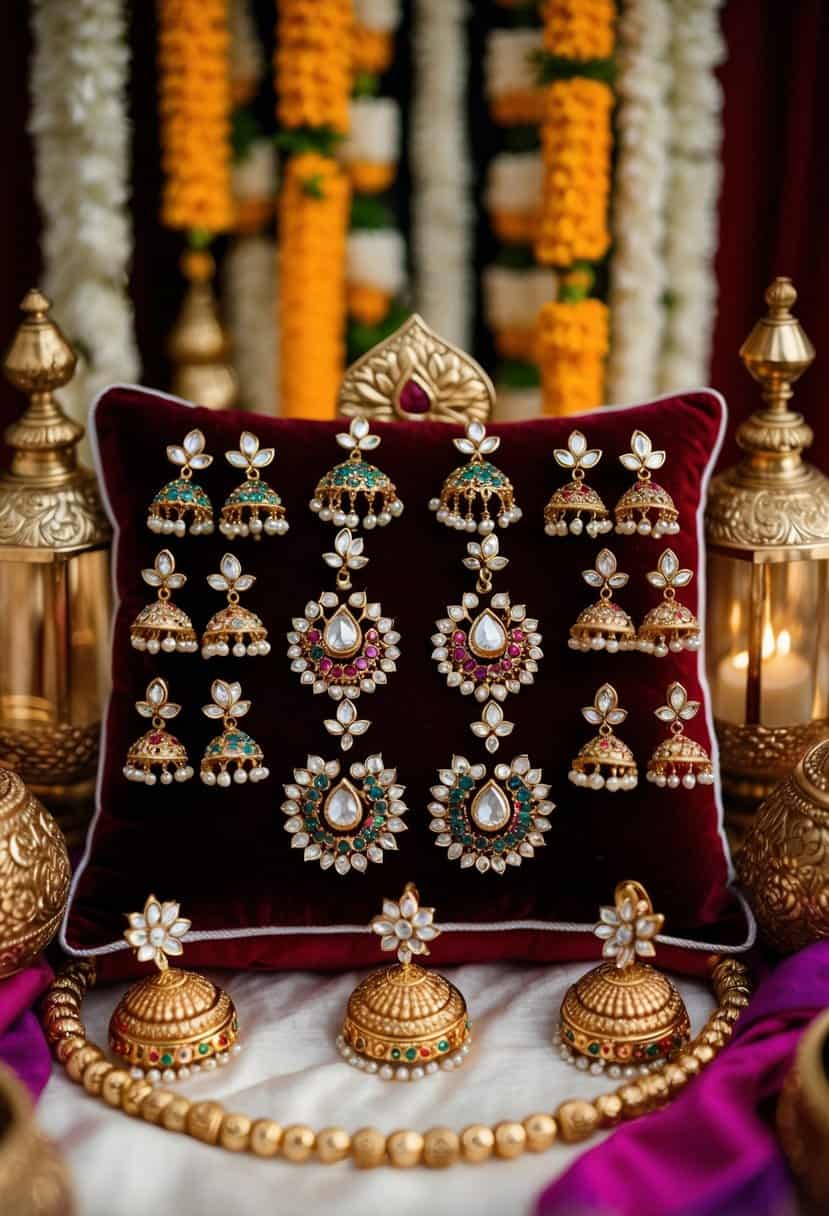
657;0;726;392
29;0;139;429
411;0;472;348
606;0;671;404
224;236;278;415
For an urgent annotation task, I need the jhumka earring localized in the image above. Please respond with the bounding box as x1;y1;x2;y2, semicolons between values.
123;678;193;785
568;683;638;792
543;430;612;538
110;894;240;1082
130;550;198;655
568;549;636;654
555;880;690;1077
429;419;521;534
309;416;404;530
646;682;714;790
614;430;679;538
220;431;288;539
337;883;471;1080
201;553;270;659
200;678;269;787
147;428;214;537
637;549;701;657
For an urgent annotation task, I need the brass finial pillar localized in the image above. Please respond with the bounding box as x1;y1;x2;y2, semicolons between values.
168;250;238;410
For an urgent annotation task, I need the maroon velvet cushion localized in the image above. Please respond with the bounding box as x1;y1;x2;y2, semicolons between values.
63;386;752;979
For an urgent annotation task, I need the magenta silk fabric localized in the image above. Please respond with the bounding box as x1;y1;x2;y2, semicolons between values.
536;942;829;1216
0;958;53;1099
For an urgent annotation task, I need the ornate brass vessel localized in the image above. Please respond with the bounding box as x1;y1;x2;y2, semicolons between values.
168;251;238;410
777;1009;829;1212
0;1063;74;1215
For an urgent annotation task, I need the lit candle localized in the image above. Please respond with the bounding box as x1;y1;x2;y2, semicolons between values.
716;626;812;727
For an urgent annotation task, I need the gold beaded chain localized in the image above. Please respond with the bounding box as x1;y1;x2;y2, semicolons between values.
41;958;751;1169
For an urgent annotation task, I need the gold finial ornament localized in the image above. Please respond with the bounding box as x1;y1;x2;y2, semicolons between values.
430;419;521;535
168;250;238;411
338;884;471;1080
557;881;690;1076
201;553;270;659
109;894;240;1082
310;416;404;531
614;431;679;538
338;313;494;424
130;550;198;655
646;683;714;790
568;549;636;654
543;430;612;538
637;549;701;657
568;684;638;792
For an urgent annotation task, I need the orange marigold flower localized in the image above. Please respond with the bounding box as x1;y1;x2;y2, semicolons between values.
540;0;615;61
537;298;608;414
275;0;352;134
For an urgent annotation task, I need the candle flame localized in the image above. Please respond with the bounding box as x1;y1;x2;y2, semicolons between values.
731;626;792;670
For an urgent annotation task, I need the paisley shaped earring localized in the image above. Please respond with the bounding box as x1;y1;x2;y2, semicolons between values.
130;550;198;655
123;678;194;785
568;683;638;792
544;430;611;538
147;429;214;537
200;679;269;787
614;430;679;538
220;431;289;539
201;553;270;659
568;549;636;654
309;416;404;530
429;419;521;534
637;549;701;657
646;682;714;790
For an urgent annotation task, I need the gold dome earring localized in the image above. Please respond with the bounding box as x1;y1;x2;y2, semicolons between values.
568;683;638;792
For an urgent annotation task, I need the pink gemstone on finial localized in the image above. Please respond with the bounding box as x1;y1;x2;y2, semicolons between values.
398;379;431;415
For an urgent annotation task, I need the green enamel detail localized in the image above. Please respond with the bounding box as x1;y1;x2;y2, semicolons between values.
224;482;280;506
161;1053;173;1066
459;776;473;790
438;1040;449;1052
405;1048;417;1061
390;1048;401;1060
198;1043;209;1055
324;460;388;490
588;1043;599;1055
314;775;329;790
449;461;505;489
153;478;211;509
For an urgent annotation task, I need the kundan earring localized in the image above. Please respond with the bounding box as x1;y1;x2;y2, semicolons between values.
646;682;714;790
220;431;288;539
337;883;471;1079
637;549;701;657
568;549;636;654
429;419;521;534
309;416;403;530
130;549;198;655
111;894;240;1081
556;881;690;1077
201;553;270;659
614;430;679;538
568;683;638;792
123;678;194;785
200;678;269;787
543;430;612;538
147;428;214;537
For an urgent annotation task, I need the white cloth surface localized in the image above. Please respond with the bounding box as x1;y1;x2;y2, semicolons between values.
39;961;712;1216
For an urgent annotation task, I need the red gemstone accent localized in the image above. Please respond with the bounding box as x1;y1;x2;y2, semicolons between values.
320;657;333;673
345;665;357;677
149;1050;159;1062
399;379;431;414
307;629;321;643
366;629;378;641
507;644;521;658
453;647;466;661
219;1035;228;1046
512;630;524;641
149;733;163;744
331;667;343;679
600;740;609;749
453;631;465;642
420;1047;430;1057
365;645;378;659
463;659;476;672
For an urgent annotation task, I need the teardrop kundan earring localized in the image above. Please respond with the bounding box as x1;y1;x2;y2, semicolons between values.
568;549;636;654
123;678;194;785
429;420;521;534
200;679;269;787
220;431;288;539
544;430;612;538
147;429;214;537
130;550;198;655
646;682;715;790
568;684;638;792
614;430;679;538
310;416;403;530
637;550;701;657
201;553;270;659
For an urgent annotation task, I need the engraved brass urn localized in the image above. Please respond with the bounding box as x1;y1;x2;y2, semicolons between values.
0;1063;74;1215
705;278;829;826
0;290;111;811
777;1009;829;1212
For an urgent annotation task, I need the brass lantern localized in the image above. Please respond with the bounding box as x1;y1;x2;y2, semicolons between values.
706;278;829;830
0;290;111;818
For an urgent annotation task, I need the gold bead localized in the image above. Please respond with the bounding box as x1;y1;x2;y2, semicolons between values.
663;1063;688;1092
555;1099;599;1143
101;1068;132;1108
523;1114;557;1152
707;1016;733;1040
141;1089;176;1125
161;1096;192;1133
282;1124;316;1163
55;1035;86;1065
640;1073;669;1105
188;1101;226;1145
678;1053;701;1076
220;1113;253;1153
66;1044;102;1083
250;1119;283;1158
618;1084;647;1118
122;1078;154;1117
316;1127;350;1164
43;990;78;1012
460;1124;495;1162
351;1127;386;1169
594;1094;623;1127
47;1015;86;1042
701;1029;724;1048
386;1130;423;1168
423;1127;460;1168
693;1043;715;1065
494;1121;526;1159
82;1059;113;1096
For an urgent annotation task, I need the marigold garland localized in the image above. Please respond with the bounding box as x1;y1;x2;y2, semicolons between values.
157;0;234;234
540;0;615;61
537;296;609;415
275;0;351;134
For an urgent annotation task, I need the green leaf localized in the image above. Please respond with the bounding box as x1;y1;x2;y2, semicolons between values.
275;126;344;158
494;245;536;270
231;109;263;162
352;72;380;98
187;228;213;250
497;359;541;389
534;50;616;86
300;173;326;199
350;195;394;230
502;125;541;154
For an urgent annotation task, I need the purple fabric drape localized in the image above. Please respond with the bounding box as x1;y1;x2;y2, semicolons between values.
536;942;829;1216
0;958;53;1099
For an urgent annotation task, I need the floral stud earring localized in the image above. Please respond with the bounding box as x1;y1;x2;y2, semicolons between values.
568;549;636;654
220;431;288;539
637;549;701;657
310;416;403;530
544;430;611;538
201;553;270;659
647;682;715;790
568;683;638;792
130;550;198;655
429;419;521;534
200;678;269;787
614;430;679;538
123;678;194;785
337;883;471;1079
147;428;214;537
